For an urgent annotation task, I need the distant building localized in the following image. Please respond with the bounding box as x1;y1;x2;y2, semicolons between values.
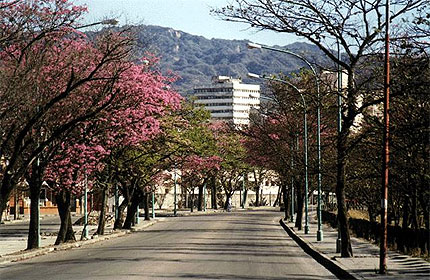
321;70;381;133
193;76;260;126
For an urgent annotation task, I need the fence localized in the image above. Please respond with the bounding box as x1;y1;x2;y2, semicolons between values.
322;210;429;257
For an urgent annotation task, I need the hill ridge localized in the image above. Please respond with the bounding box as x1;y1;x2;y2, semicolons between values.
133;25;329;94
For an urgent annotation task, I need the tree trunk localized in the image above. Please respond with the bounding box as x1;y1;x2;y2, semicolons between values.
411;188;418;230
190;188;194;212
418;194;429;231
255;185;261;207
273;185;281;207
27;160;43;250
0;174;17;226
336;131;353;257
402;196;410;230
114;198;128;230
141;192;151;221
14;190;20;220
55;190;76;245
295;181;303;230
96;187;108;235
123;189;142;229
197;184;204;211
143;192;150;221
368;203;377;224
224;192;231;210
211;175;217;209
0;195;7;224
281;183;289;221
113;182;135;230
27;184;41;249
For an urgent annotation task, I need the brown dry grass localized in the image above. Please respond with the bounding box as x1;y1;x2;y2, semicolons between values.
347;209;369;220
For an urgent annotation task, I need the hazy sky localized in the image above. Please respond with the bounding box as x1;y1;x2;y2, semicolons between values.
76;0;300;46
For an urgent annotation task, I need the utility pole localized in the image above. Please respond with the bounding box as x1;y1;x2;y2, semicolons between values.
380;0;390;274
336;39;342;254
290;137;295;223
36;156;40;247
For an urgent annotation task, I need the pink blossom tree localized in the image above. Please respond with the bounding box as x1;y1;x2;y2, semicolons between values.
0;0;182;248
42;57;181;242
0;0;91;225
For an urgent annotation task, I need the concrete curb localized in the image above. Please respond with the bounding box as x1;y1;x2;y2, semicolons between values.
279;219;357;280
0;219;159;265
0;209;251;265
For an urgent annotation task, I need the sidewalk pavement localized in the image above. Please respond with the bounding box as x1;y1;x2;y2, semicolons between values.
281;211;430;279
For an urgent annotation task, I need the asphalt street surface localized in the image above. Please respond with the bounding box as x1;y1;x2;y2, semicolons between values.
0;210;337;279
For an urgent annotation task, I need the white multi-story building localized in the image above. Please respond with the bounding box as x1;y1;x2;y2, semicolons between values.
193;76;260;126
322;70;381;133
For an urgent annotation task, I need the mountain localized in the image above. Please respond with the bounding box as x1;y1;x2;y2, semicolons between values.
133;25;331;94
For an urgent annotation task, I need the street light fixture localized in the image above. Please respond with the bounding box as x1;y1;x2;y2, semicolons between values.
248;43;323;241
248;72;310;234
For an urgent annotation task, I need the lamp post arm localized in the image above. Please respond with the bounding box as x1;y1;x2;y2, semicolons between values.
264;45;320;100
248;42;320;100
257;75;306;110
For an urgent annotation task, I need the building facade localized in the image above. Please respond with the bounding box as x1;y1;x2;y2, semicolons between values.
193;76;260;126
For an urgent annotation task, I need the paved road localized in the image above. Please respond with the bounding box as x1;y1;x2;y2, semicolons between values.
0;210;337;279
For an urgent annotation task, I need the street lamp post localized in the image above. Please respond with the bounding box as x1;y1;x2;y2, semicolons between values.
152;191;155;218
242;172;246;209
203;182;207;211
114;185;119;221
83;173;88;239
336;39;343;254
248;73;309;234
135;204;139;224
290;135;296;223
173;165;177;217
248;43;322;240
36;157;41;247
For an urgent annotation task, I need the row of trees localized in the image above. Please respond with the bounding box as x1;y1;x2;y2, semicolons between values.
0;0;268;250
0;1;187;247
0;0;188;248
214;0;429;258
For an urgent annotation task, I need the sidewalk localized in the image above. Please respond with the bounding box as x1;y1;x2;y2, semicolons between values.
281;212;430;279
0;208;223;265
0;212;162;265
